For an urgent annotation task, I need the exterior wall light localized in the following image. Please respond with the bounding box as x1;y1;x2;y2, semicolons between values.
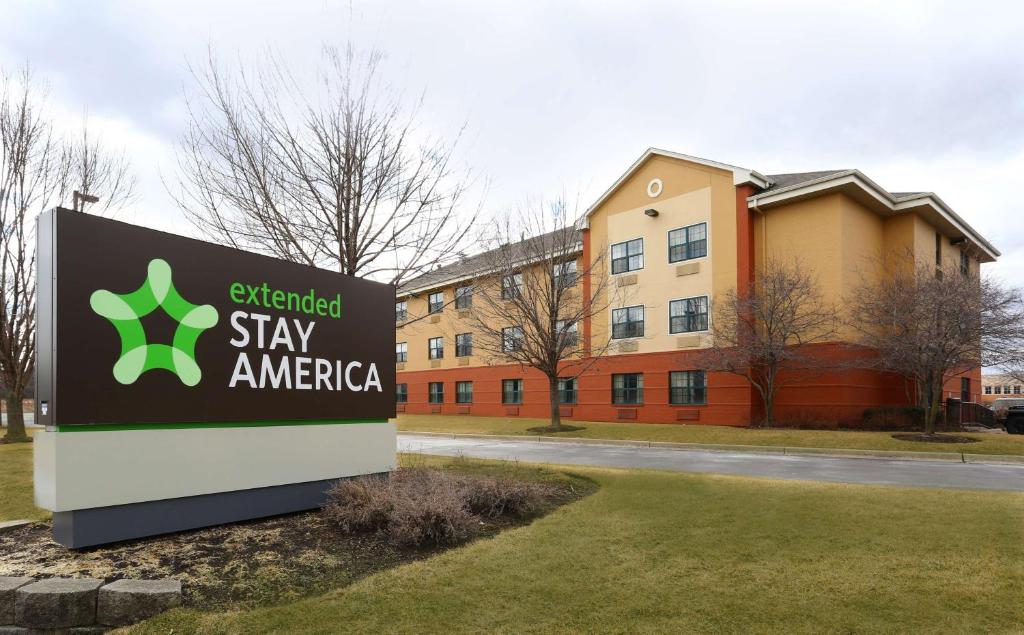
644;208;659;218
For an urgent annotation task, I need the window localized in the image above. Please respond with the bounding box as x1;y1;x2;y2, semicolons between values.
503;326;524;353
396;301;407;322
395;342;407;363
611;238;643;274
456;381;473;404
396;383;408;403
1016;386;1022;395
960;251;969;277
935;232;942;267
554;260;578;289
428;382;444;403
502;273;523;299
612;305;644;339
669;296;709;334
556;320;579;347
428;292;444;314
668;222;708;263
558;377;577;404
502;379;523;404
429;337;444;360
612;373;643;404
456;333;473;357
995;386;1002;395
670;371;706;405
985;386;992;395
455;285;473;309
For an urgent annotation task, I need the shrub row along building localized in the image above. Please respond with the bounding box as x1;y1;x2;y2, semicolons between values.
394;149;999;426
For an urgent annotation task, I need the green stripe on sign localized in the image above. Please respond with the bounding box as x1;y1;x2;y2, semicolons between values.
56;419;389;432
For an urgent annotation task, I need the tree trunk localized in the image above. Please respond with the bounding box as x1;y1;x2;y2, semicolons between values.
2;394;30;443
548;376;562;431
763;393;774;429
924;382;942;435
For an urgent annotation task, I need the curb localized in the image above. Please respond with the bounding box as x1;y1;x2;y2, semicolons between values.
398;431;1024;466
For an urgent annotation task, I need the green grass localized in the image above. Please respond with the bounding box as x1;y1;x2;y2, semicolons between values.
0;432;47;521
129;458;1024;634
397;413;1024;456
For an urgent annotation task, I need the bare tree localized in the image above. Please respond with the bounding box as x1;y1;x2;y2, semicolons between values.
463;200;613;431
849;255;1024;434
0;67;135;443
173;44;477;286
696;259;837;428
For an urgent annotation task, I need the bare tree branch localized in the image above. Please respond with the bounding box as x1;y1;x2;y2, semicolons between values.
0;66;135;443
847;251;1024;434
458;198;615;430
171;44;479;285
695;258;838;427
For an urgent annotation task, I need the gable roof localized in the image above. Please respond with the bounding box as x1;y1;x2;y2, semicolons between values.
583;148;771;224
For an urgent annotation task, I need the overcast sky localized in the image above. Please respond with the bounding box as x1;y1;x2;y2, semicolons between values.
3;0;1022;281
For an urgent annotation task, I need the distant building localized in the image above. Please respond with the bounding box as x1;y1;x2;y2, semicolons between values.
395;148;998;426
981;374;1024;405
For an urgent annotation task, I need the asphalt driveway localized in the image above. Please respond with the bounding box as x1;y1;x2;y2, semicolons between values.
398;434;1024;492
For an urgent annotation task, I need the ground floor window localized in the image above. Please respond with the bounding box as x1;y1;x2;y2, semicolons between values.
612;373;643;404
456;381;473;403
669;370;706;405
558;377;577;404
503;379;523;404
429;382;444;404
396;383;408;403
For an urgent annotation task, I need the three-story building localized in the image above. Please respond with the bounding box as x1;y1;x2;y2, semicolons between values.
395;148;998;426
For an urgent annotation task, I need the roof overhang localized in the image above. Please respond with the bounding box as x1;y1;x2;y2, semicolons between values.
581;148;770;229
746;170;1000;262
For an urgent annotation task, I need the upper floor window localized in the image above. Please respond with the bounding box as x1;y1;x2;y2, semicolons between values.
503;326;524;353
455;285;473;309
396;383;408;403
502;273;523;299
502;378;523;404
611;238;643;274
429;337;444;360
556;320;579;347
612;373;643;404
1016;386;1022;395
554;260;578;289
396;342;407;363
668;222;707;263
428;292;444;314
669;296;709;334
456;333;473;357
396;301;407;322
612;305;644;339
995;386;1002;394
670;370;706;405
960;251;969;277
985;386;992;395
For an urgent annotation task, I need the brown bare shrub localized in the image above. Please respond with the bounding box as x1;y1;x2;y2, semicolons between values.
461;477;544;519
324;468;547;548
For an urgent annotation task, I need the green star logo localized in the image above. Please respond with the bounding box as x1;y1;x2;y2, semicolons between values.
90;258;219;386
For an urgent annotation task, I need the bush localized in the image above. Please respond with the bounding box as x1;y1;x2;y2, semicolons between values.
324;468;547;548
462;477;543;519
861;406;927;431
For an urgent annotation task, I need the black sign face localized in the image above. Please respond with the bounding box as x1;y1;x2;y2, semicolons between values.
37;209;395;426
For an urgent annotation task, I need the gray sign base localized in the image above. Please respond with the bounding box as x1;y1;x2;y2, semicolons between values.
52;477;374;549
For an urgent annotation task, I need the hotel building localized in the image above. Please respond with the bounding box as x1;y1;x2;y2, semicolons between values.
394;149;999;426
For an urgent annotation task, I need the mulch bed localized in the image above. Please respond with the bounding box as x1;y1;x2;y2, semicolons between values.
0;471;591;611
891;433;981;444
526;424;587;434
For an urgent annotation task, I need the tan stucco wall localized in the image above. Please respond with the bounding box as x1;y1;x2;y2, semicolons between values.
587;154;737;355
